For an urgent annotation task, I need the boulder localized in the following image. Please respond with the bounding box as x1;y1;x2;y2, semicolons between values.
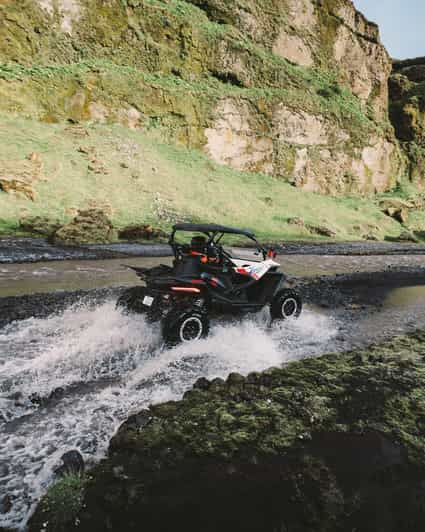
379;199;414;211
118;224;167;241
54;450;85;478
397;230;420;243
384;206;409;224
287;217;305;227
19;216;61;237
306;224;337;237
52;209;116;246
0;176;36;201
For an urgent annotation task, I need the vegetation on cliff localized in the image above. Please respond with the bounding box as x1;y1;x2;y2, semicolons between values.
390;58;425;187
0;112;415;242
29;330;425;532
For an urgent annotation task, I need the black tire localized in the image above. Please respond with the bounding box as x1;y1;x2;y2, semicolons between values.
116;286;148;314
162;309;210;346
270;289;302;321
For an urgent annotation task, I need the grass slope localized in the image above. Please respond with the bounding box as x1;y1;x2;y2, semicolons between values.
0;113;412;241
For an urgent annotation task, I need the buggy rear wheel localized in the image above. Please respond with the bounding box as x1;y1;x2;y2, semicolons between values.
162;309;210;346
270;289;302;321
116;286;148;314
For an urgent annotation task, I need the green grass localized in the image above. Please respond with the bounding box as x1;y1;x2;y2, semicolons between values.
0;113;407;242
35;474;85;531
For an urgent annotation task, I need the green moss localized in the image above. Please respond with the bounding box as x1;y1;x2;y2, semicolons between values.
35;475;85;532
28;331;425;532
104;331;425;462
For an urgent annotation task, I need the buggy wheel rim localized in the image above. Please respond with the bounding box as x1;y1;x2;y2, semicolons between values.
179;317;203;342
281;298;298;318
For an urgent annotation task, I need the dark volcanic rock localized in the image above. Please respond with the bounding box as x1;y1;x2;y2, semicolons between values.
55;451;85;478
29;331;425;532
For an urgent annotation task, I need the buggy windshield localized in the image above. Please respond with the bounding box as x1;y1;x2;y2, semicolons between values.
169;223;267;260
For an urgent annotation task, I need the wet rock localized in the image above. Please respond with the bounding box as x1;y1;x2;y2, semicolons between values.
0;494;12;514
55;450;84;477
208;377;225;392
118;224;167;241
0;463;9;478
117;410;153;432
52;209;116;246
193;377;211;391
226;373;245;386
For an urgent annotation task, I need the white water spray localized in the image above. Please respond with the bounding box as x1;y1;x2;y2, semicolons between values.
0;300;338;530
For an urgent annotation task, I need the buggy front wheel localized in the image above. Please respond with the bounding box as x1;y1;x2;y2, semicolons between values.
162;309;210;346
270;289;302;321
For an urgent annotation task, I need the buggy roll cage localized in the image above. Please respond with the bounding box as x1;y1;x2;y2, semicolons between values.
169;223;268;260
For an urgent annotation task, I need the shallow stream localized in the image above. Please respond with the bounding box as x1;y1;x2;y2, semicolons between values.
0;253;424;530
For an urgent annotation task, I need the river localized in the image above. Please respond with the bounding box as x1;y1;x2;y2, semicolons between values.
0;250;425;530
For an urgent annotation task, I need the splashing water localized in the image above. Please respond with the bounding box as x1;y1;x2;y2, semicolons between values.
0;300;338;530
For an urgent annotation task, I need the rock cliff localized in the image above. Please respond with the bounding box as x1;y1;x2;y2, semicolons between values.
390;57;425;186
0;0;405;194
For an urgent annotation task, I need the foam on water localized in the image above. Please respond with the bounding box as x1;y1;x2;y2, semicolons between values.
0;300;338;530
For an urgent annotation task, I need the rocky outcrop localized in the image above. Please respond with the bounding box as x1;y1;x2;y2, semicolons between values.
52;209;116;245
390;57;425;185
0;0;405;195
29;330;425;532
0;153;45;201
118;224;167;241
19;216;62;237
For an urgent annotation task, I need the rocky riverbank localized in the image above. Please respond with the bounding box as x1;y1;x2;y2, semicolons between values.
3;237;425;265
28;329;425;532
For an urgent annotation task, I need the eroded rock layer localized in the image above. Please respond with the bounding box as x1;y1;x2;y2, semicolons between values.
0;0;405;194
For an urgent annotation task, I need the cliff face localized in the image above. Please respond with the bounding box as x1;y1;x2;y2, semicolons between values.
0;0;404;195
390;57;425;186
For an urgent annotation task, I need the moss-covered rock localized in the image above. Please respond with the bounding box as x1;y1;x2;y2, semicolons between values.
29;330;425;532
52;208;116;245
30;474;85;532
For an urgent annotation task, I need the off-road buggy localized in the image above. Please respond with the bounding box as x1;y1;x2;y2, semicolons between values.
118;223;302;345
